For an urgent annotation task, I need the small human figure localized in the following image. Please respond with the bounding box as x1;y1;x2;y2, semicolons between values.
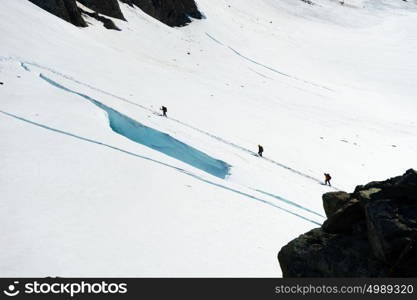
160;106;167;117
258;145;264;157
324;173;332;186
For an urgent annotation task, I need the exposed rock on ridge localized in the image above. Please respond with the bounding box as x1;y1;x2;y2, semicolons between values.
278;169;417;277
79;8;121;31
29;0;203;28
28;0;87;27
120;0;202;27
78;0;126;20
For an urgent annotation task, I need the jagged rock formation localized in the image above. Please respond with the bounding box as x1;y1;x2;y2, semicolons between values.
28;0;202;28
120;0;202;27
78;0;126;20
28;0;87;27
278;169;417;277
79;8;121;31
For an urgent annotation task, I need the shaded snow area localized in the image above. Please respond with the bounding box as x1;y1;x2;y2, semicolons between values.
1;0;417;276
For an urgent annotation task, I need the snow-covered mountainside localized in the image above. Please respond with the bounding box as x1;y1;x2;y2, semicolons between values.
1;0;416;277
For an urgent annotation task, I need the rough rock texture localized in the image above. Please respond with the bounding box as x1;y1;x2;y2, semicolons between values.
28;0;87;27
80;8;121;31
278;169;417;277
322;191;350;217
278;229;387;277
78;0;126;20
322;199;365;234
29;0;203;28
120;0;202;27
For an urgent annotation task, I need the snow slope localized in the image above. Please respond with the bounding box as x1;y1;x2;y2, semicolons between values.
0;0;416;276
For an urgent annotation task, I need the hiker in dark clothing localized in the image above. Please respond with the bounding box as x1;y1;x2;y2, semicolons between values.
324;173;332;186
258;145;264;157
160;106;167;117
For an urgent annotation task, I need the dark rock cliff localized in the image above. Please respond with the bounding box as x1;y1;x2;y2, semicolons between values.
78;0;126;20
278;169;417;277
28;0;87;27
28;0;202;28
120;0;202;27
79;8;121;31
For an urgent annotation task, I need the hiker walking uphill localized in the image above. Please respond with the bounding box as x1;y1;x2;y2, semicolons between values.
324;173;332;186
258;145;264;157
160;106;167;117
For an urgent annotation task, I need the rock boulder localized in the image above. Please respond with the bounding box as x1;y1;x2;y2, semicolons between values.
278;169;417;277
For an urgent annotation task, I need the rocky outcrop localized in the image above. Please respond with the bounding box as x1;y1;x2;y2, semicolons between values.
29;0;203;28
322;191;350;218
79;9;121;31
78;0;126;20
278;169;417;277
120;0;202;27
29;0;87;27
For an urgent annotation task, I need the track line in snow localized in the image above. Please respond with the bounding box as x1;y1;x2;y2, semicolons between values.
227;46;291;78
18;60;340;190
262;156;340;190
205;33;225;46
38;70;329;218
254;189;325;218
20;62;154;113
20;62;30;72
39;73;231;179
168;117;341;191
248;67;273;80
0;110;321;226
205;32;334;92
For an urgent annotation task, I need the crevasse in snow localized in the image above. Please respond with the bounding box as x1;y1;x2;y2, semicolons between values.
40;74;231;179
